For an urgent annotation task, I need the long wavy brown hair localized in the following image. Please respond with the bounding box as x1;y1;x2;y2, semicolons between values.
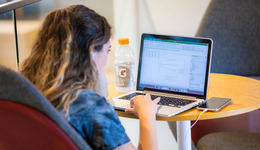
20;5;111;111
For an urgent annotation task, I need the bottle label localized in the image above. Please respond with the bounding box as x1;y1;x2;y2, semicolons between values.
116;63;135;88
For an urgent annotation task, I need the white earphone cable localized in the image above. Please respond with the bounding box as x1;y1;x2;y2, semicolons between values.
185;108;208;139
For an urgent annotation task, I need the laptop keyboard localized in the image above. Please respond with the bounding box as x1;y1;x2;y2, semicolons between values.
118;92;196;107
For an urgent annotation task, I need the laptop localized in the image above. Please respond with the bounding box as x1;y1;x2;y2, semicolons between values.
107;33;213;117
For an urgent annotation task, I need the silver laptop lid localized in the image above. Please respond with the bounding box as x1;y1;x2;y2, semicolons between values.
136;33;213;100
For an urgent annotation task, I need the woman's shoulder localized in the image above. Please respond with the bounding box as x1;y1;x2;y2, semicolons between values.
75;90;104;105
68;89;114;117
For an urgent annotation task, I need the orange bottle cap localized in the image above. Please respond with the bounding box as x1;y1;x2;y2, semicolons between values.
118;38;129;45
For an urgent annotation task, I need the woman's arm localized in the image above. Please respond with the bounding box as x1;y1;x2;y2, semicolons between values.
118;94;160;150
138;109;157;150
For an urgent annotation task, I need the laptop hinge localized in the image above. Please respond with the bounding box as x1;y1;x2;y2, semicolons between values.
143;90;197;100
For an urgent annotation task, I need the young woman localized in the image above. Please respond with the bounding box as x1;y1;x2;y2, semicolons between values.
21;5;160;150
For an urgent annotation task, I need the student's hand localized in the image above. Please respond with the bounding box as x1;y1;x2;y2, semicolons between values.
125;94;160;118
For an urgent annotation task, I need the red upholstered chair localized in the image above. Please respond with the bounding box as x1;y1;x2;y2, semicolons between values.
0;65;91;150
0;100;78;150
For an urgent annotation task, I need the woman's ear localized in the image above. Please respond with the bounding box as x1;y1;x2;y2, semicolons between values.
90;44;97;59
91;50;98;59
91;50;95;59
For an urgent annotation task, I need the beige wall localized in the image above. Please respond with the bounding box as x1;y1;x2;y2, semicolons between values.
0;21;41;69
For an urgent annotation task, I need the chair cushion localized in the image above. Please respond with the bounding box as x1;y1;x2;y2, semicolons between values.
0;100;78;150
197;132;260;150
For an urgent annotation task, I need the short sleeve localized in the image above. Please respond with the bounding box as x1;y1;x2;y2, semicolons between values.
67;91;130;150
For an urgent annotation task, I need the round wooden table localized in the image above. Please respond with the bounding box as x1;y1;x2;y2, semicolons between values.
107;73;260;150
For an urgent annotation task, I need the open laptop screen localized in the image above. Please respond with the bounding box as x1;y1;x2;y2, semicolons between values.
137;34;212;97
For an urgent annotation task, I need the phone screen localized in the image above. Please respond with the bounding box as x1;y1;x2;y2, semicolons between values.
197;97;232;111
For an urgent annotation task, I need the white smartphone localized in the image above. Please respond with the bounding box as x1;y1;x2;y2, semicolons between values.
197;97;232;112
